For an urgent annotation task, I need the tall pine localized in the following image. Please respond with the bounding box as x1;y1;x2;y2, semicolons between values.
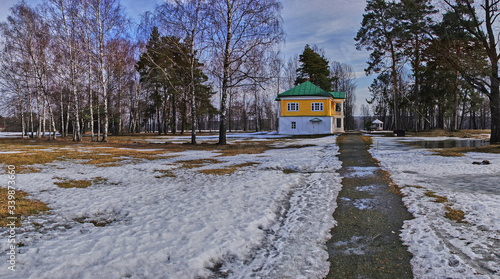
295;45;332;91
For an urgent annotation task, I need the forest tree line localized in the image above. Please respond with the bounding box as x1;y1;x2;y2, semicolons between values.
356;0;500;143
0;0;357;144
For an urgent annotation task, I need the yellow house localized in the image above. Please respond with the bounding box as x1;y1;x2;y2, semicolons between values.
276;81;345;134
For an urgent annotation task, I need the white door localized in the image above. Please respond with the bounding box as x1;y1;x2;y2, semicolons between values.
312;122;320;134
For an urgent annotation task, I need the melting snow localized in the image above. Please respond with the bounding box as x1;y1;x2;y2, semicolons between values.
0;135;342;279
370;136;500;278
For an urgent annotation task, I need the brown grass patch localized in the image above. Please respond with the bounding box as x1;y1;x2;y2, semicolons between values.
432;144;500;157
405;185;424;189
425;191;448;203
215;145;273;157
176;158;222;168
198;162;260;175
0;149;68;173
0;136;279;172
445;205;467;223
361;135;374;145
0;187;50;227
54;177;107;188
154;169;176;178
0;140;176;171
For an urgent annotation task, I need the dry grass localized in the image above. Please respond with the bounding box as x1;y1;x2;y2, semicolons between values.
425;190;448;203
154;169;176;178
0;150;68;173
54;177;108;188
421;189;467;223
215;145;273;157
361;135;374;145
0;187;50;227
0;136;281;172
405;184;424;189
198;162;260;175
0;139;179;172
445;205;467;223
176;158;222;169
432;144;500;157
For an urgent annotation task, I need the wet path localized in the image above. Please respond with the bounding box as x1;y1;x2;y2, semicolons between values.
326;133;413;278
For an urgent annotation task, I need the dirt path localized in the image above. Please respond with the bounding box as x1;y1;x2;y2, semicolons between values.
326;133;413;278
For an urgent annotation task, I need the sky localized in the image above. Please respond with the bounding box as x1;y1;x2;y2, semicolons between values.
0;0;373;114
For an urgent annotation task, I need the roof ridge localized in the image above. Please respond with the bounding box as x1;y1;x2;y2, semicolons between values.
276;81;345;100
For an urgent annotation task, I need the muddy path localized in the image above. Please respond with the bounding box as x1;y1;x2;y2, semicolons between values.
326;133;413;278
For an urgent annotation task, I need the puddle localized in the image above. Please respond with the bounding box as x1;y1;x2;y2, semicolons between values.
353;199;375;210
340;197;376;210
403;139;489;149
345;167;378;178
356;185;377;192
332;236;369;256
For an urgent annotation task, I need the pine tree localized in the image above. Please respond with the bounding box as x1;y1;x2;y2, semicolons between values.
295;45;332;91
355;0;405;130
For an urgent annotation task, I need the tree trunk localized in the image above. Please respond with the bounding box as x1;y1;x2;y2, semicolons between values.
65;102;70;137
42;97;46;137
36;89;42;138
390;42;399;130
190;36;197;144
490;86;500;143
171;94;177;134
60;88;65;137
218;3;233;145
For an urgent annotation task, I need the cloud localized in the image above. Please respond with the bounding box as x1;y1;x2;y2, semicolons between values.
282;0;372;113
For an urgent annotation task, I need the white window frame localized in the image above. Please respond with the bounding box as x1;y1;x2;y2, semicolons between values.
287;103;299;111
291;121;297;129
311;102;324;111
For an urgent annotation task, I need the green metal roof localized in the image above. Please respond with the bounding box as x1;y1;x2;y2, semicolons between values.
330;91;346;99
275;81;345;100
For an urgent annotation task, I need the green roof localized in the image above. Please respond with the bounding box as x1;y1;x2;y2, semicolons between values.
275;81;345;100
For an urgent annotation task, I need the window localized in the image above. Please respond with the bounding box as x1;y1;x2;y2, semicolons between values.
335;103;342;112
291;122;296;129
311;102;323;111
287;103;299;111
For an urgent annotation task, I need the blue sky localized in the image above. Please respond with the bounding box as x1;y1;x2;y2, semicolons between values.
0;0;373;114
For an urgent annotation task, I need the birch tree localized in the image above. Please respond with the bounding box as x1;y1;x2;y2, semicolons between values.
47;0;83;141
207;0;283;144
86;0;127;142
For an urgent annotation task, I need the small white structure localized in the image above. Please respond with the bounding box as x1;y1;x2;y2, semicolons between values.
372;119;383;131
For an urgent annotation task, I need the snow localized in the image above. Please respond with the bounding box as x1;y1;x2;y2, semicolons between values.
144;131;287;144
369;136;500;278
0;132;23;138
0;135;342;279
0;132;61;138
4;132;499;278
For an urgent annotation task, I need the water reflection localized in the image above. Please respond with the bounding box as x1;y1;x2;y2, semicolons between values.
403;139;489;149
